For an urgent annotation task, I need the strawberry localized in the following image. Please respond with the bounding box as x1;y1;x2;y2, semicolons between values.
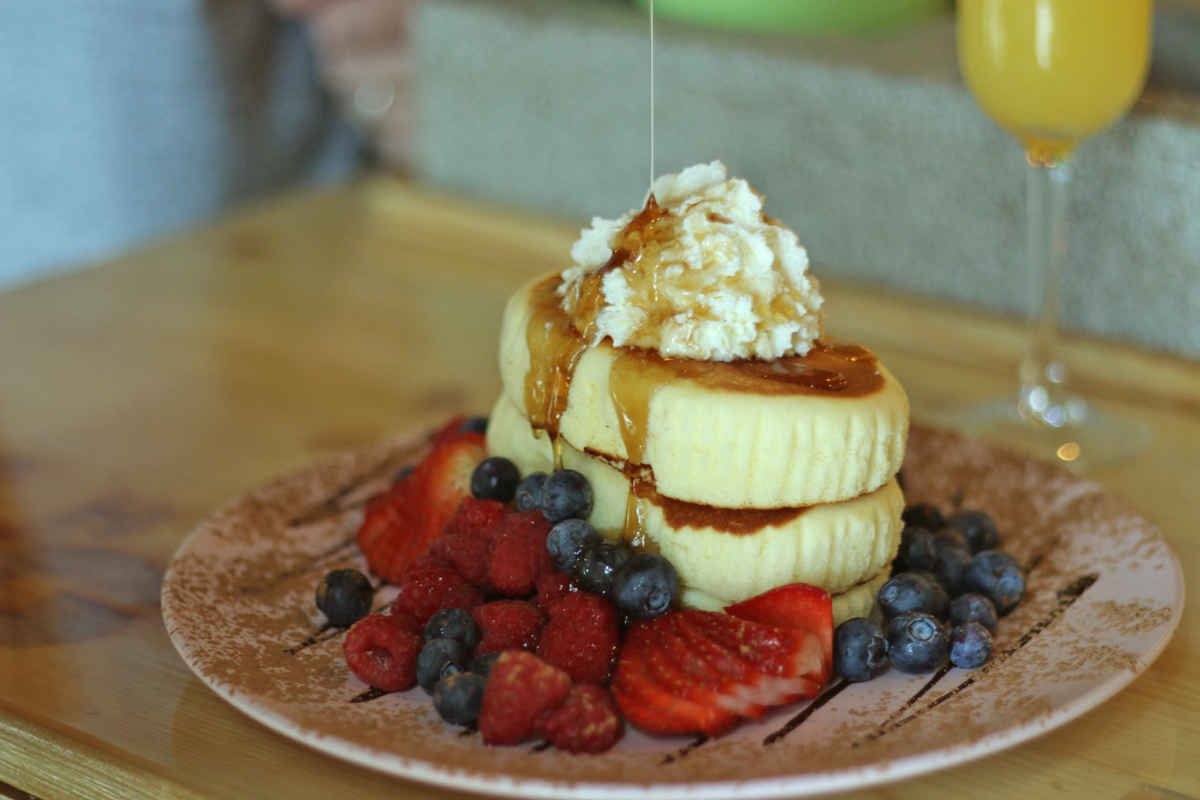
479;651;572;746
725;583;833;681
645;615;768;718
533;684;623;754
612;627;738;737
357;417;486;582
678;611;823;699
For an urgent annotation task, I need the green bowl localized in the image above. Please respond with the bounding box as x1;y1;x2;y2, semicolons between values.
632;0;947;35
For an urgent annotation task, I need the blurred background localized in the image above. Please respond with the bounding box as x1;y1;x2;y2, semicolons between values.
2;0;1198;360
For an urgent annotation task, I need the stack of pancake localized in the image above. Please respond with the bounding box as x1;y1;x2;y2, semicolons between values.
487;275;909;625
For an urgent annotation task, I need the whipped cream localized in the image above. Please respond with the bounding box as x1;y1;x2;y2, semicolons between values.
559;162;823;362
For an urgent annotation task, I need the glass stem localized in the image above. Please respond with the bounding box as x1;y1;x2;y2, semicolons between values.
1018;154;1071;423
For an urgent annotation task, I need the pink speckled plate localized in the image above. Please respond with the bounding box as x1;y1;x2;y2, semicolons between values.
161;425;1183;798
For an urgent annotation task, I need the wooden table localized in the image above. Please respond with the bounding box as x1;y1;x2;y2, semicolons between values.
0;176;1195;800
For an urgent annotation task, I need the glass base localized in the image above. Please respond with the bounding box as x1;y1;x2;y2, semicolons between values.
935;394;1151;474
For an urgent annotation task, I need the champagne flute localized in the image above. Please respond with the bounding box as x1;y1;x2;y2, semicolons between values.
952;0;1154;472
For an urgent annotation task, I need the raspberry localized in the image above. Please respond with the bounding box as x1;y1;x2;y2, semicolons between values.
537;591;620;684
479;651;572;746
535;570;578;611
430;531;493;589
472;600;549;657
444;497;507;538
533;684;623;753
392;555;484;625
343;613;424;692
488;510;554;597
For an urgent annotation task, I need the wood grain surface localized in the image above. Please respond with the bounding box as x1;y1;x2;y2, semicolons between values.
0;175;1195;800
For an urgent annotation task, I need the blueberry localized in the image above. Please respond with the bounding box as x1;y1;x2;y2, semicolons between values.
949;593;998;631
392;465;415;484
315;568;373;627
897;526;938;572
611;553;680;620
542;470;593;523
934;546;972;597
515;472;548;512
932;527;966;555
901;504;946;532
433;671;487;726
887;612;949;673
460;416;488;435
470;457;520;502
417;638;468;694
964;550;1026;615
833;617;888;682
424;607;481;651
877;572;939;621
468;652;501;679
949;621;993;669
950;510;1000;554
547;518;602;572
572;541;632;595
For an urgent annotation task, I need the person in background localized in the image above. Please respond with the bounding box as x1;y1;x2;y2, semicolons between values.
0;0;418;293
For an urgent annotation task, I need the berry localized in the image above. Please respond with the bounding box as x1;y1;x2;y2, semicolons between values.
611;553;680;620
471;457;521;502
896;526;938;572
541;470;593;523
877;572;940;621
433;671;487;726
933;527;967;555
343;613;424;692
469;651;501;678
902;503;946;532
478;651;573;745
488;510;555;596
357;417;486;581
833;617;888;683
546;518;601;572
949;621;993;669
417;637;468;693
964;550;1026;615
315;568;373;627
391;556;484;625
533;684;623;753
537;591;621;684
950;510;1001;553
460;416;488;435
934;546;972;597
572;542;633;596
429;530;493;589
909;572;951;620
886;612;949;673
514;472;548;513
949;593;998;631
535;569;579;610
424;607;481;651
442;497;507;538
725;582;835;675
472;600;549;657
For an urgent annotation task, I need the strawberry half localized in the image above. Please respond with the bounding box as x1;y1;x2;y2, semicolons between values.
612;627;738;737
357;417;486;583
725;583;833;681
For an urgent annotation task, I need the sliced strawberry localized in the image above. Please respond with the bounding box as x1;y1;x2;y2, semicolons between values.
356;417;486;582
637;618;767;718
725;583;833;680
674;612;821;706
612;634;738;737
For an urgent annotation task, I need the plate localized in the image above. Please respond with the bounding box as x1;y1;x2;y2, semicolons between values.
161;424;1184;799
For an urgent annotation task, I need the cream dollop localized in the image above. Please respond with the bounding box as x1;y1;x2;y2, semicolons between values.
559;162;823;362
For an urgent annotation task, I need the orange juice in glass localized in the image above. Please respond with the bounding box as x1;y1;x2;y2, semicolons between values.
952;0;1153;471
959;0;1152;162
